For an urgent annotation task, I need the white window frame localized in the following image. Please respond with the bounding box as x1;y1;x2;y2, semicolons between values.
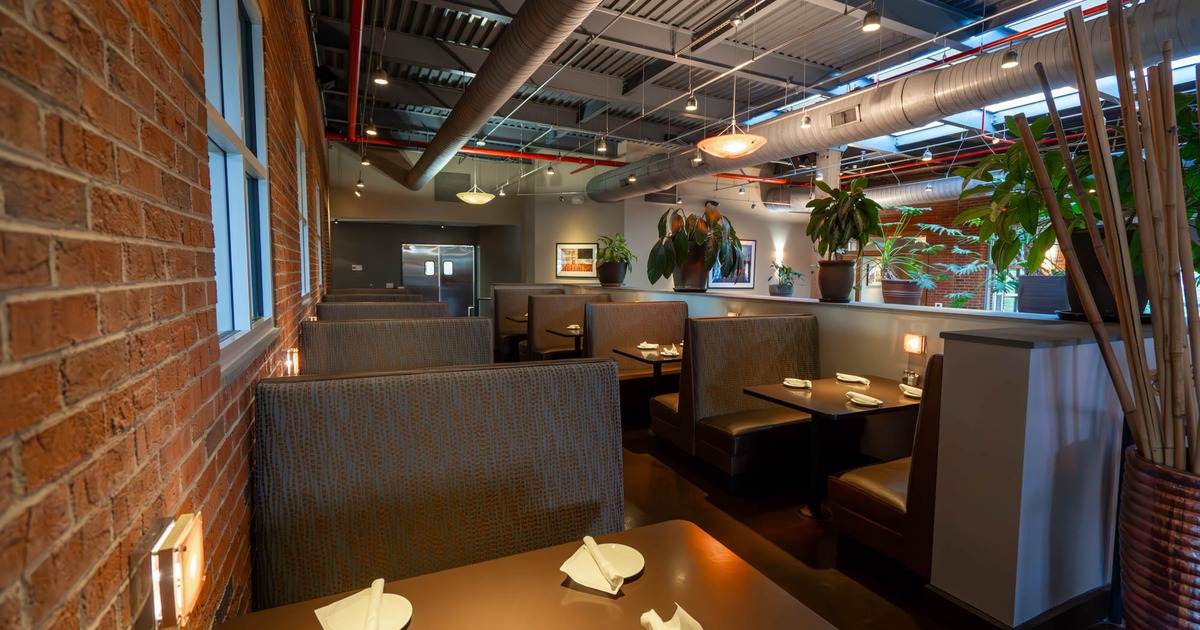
296;128;311;297
315;183;324;292
202;0;273;365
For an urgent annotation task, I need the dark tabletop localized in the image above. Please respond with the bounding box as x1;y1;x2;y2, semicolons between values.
216;520;836;630
505;315;528;323
613;344;684;365
546;327;584;338
745;375;920;420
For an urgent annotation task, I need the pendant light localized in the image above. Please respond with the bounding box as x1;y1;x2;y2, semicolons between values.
547;164;556;176
925;182;934;192
921;148;933;162
738;186;746;195
372;67;389;85
861;7;882;32
1001;45;1020;69
815;170;823;181
691;151;705;166
356;176;365;188
697;24;766;160
685;93;698;112
800;114;812;128
354;189;362;197
597;137;607;153
360;146;370;166
456;156;495;205
365;124;378;136
498;185;506;197
475;137;486;147
628;173;637;183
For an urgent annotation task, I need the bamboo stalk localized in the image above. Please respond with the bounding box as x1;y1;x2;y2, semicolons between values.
1015;114;1145;455
1069;6;1156;457
1034;62;1115;300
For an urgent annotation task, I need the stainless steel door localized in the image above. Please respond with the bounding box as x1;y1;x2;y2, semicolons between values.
439;245;475;317
401;244;440;304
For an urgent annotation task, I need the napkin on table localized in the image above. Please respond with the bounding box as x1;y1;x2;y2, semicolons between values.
583;535;623;591
641;604;703;630
899;383;923;398
314;578;385;630
783;378;811;389
846;392;884;407
836;373;871;385
660;345;680;357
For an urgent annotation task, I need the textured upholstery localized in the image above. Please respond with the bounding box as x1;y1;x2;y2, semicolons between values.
316;302;450;321
521;294;612;360
827;353;944;578
299;318;492;374
253;359;625;608
583;301;687;374
490;284;564;362
323;293;423;302
326;287;407;294
662;315;818;475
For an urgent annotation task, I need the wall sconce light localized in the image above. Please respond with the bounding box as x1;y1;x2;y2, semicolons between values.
308;315;318;322
150;512;205;627
903;333;927;355
726;311;740;317
282;348;300;376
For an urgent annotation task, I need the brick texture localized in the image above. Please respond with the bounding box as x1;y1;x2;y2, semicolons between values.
0;1;327;628
879;198;990;309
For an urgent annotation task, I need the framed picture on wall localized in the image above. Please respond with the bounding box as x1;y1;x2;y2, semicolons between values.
556;242;598;278
709;239;756;289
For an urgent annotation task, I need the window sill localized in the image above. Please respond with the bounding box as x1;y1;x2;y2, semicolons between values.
218;323;280;386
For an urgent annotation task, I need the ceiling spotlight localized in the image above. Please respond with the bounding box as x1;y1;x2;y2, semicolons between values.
372;67;389;85
800;114;812;129
921;148;933;162
1001;48;1020;69
356;177;365;188
628;173;638;183
354;189;362;197
365;124;378;136
685;93;699;112
862;8;882;33
498;186;506;197
738;186;746;195
925;182;934;192
475;137;486;147
731;13;744;26
547;164;555;176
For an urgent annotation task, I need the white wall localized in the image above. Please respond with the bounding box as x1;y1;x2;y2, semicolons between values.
526;166;624;283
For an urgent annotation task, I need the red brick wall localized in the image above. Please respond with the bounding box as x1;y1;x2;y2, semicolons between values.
0;0;327;628
879;197;990;309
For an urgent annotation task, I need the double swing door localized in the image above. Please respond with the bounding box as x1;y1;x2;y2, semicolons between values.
401;244;476;316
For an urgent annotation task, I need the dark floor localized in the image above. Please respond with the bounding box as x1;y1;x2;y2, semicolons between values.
620;430;1116;630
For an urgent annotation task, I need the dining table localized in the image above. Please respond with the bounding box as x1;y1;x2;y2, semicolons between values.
546;326;584;357
216;520;836;629
612;344;683;395
505;314;528;324
744;375;920;519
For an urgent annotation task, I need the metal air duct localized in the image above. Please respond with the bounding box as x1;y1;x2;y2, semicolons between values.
586;0;1200;202
401;0;605;191
868;177;981;208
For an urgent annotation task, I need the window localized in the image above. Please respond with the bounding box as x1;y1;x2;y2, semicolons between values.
296;130;311;296
315;184;324;292
202;0;271;352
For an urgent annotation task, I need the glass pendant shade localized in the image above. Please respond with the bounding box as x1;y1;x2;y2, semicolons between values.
697;123;767;159
456;185;495;205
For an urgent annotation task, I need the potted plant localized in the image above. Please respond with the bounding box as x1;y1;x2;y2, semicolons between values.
647;201;744;293
805;177;884;302
869;206;950;305
767;261;805;297
596;233;636;287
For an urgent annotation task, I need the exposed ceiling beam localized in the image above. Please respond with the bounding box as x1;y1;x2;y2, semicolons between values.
801;0;976;51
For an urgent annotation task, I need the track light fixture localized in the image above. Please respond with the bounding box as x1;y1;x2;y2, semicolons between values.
354;190;362;197
731;13;744;27
992;136;1002;145
921;148;933;162
800;114;812;129
372;67;389;85
475;137;486;147
685;93;698;111
862;8;881;33
498;186;506;197
1001;47;1020;69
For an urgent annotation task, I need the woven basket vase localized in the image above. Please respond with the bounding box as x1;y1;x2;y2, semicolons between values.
1120;446;1200;628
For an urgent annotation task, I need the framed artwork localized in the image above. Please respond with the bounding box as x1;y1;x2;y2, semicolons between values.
863;257;883;288
556;242;598;278
709;240;756;289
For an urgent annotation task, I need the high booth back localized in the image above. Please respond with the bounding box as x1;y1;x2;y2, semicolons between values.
584;301;687;375
323;293;423;302
326;287;407;294
524;294;612;359
316;302;450;321
253;360;625;608
490;284;564;361
299;318;492;374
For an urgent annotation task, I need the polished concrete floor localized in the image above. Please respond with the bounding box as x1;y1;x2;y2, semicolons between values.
620;430;1115;630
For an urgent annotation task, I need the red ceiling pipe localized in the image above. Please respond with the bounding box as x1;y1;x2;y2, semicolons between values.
884;4;1108;84
330;133;792;184
344;0;366;142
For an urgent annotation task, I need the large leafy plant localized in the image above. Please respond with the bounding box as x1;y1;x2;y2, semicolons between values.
646;202;744;283
805;177;884;258
768;261;805;288
870;206;949;290
597;233;637;271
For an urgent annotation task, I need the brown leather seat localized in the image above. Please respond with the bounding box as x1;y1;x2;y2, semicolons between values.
649;392;680;435
665;315;819;476
584;301;688;426
491;284;563;362
827;353;944;578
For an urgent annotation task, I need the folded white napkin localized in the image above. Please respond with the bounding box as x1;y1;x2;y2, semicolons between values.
638;342;659;349
567;324;581;330
899;384;923;398
846;392;884;407
583;536;623;591
660;345;680;357
315;578;385;630
641;604;703;630
836;373;871;385
783;378;811;389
